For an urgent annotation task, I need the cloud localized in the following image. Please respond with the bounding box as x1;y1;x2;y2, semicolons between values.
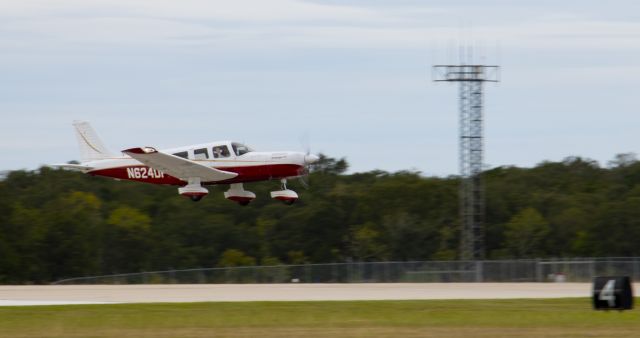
0;0;390;22
1;0;639;52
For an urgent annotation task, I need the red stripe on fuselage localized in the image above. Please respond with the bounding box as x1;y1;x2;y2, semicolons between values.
88;164;303;186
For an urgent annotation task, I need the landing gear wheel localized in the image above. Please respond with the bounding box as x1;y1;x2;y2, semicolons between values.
282;199;295;205
239;201;250;206
190;195;203;202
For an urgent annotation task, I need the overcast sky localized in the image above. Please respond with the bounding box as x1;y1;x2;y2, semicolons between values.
1;0;639;175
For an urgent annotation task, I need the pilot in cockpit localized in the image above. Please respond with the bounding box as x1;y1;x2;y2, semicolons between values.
213;146;230;158
213;147;223;158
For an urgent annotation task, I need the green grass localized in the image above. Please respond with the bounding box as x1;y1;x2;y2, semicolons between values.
1;298;639;337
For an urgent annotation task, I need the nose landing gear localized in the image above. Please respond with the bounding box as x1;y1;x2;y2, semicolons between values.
270;179;298;205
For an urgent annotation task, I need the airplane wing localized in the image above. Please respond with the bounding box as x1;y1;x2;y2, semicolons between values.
122;147;238;182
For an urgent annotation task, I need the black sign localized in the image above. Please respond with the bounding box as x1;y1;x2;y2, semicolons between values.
592;276;633;310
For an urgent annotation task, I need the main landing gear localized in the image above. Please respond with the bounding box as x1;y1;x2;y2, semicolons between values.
178;177;209;202
270;179;298;205
224;183;256;206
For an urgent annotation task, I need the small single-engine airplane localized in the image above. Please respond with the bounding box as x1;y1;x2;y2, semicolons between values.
53;121;319;205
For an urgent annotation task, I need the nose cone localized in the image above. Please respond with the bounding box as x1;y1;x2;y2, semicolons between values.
304;154;320;164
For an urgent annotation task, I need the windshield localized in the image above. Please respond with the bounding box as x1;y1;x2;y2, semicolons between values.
232;142;253;156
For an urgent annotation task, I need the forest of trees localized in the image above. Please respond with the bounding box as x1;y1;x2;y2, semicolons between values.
2;153;640;283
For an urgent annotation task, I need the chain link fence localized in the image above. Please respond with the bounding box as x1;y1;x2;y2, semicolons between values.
52;257;640;285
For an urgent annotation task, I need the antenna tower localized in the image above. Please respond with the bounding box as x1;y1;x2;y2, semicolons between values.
433;57;499;260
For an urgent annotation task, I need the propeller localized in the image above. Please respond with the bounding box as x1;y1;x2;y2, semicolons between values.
298;134;319;189
298;167;310;189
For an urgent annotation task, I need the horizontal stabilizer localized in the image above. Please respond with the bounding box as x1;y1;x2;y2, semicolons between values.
123;147;238;182
49;163;95;172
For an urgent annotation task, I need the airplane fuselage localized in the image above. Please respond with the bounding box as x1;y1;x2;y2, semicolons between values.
85;150;306;186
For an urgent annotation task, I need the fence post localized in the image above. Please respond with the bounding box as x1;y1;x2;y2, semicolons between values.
475;260;483;282
384;262;389;282
535;259;542;282
331;263;337;282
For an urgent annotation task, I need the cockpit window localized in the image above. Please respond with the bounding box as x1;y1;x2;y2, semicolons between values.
212;145;231;158
232;142;253;156
173;151;188;159
193;148;209;160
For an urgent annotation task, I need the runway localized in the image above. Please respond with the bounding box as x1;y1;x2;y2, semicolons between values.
0;282;611;306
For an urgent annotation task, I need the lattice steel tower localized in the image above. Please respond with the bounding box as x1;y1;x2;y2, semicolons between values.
433;64;499;260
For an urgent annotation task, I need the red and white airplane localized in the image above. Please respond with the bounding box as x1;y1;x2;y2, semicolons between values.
54;121;319;205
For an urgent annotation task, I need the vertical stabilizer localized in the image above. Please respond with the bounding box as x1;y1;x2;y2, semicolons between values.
72;121;114;162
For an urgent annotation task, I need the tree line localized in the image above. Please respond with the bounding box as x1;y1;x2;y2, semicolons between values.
1;154;640;283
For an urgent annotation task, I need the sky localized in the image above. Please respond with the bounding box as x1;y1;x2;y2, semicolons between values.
1;0;639;175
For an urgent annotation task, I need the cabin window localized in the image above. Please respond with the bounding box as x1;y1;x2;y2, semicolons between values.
173;151;188;159
232;142;253;156
193;148;209;160
212;145;231;158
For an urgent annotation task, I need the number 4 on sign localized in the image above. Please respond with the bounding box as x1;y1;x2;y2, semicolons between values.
600;279;616;307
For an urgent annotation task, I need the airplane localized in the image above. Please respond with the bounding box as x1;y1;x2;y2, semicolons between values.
53;121;319;205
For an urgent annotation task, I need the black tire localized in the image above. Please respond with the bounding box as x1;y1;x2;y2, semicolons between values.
239;201;250;206
190;195;203;202
282;199;295;205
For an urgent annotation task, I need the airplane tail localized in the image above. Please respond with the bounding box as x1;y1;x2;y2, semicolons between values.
72;120;114;162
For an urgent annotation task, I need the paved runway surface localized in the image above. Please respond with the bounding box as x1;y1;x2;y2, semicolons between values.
0;283;618;306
